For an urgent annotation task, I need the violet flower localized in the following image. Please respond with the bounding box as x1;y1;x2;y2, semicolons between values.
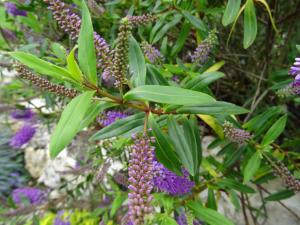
11;108;35;121
97;110;127;127
4;2;27;17
0;28;17;42
10;124;36;149
191;29;217;66
289;58;300;77
128;133;155;225
176;212;202;225
153;161;194;196
141;41;164;64
54;212;70;225
12;187;45;205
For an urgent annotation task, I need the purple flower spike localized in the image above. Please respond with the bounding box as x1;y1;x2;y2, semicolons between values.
289;58;300;77
128;134;155;225
54;217;70;225
141;41;164;64
153;161;194;196
4;2;27;17
12;187;45;206
176;212;188;225
10;124;36;149
11;108;35;120
97;110;127;127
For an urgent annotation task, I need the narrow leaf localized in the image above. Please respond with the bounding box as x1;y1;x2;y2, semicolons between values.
67;46;83;82
222;0;241;26
50;91;95;158
78;0;97;85
129;36;146;86
217;178;256;193
187;201;234;225
262;114;287;146
265;189;294;201
243;0;257;48
124;85;214;105
243;151;262;183
182;11;206;31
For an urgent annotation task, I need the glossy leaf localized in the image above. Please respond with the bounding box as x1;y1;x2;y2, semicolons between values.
243;0;257;49
149;114;182;175
124;85;214;105
187;201;234;225
129;36;146;86
110;193;127;217
265;189;294;201
67;46;83;82
198;115;224;138
222;0;241;26
168;116;195;175
78;0;97;85
146;65;169;85
207;189;217;210
90;113;145;140
10;52;74;82
177;101;248;115
243;151;262;183
184;72;225;91
261;114;287;146
217;178;256;193
182;11;206;31
50;91;95;158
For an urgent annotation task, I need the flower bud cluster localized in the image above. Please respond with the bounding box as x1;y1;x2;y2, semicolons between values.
141;41;164;64
223;121;252;144
127;14;157;26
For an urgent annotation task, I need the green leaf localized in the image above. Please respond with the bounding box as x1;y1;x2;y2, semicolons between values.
129;36;146;86
255;0;278;33
90;113;145;140
182;11;206;31
243;0;257;49
187;201;234;225
177;101;248;115
168;116;195;175
10;52;74;82
51;42;67;62
152;14;182;43
207;189;217;210
78;0;97;85
261;114;287;146
243;151;262;183
185;72;225;91
222;0;241;26
171;21;191;56
159;215;178;225
149;114;182;175
146;65;169;86
50;91;95;158
217;178;256;193
110;192;127;217
78;101;116;130
265;189;295;201
124;85;214;105
67;46;83;82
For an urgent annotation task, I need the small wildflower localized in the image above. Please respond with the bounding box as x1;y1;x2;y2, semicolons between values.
191;29;218;66
141;41;164;64
12;187;45;206
4;2;27;17
128;133;155;225
10;124;36;149
153;161;194;196
223;121;252;144
97;110;127;127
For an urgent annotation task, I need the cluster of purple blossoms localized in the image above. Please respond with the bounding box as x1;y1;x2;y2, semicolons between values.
11;108;35;121
191;29;217;66
10;124;36;149
0;28;17;42
127;14;157;26
128;133;155;225
141;41;164;64
12;187;45;206
153;161;194;196
223;121;252;144
4;2;27;17
44;0;113;73
176;212;202;225
97;110;127;127
278;57;300;97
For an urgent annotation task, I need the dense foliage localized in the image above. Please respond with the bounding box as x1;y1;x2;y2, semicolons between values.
0;0;300;225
